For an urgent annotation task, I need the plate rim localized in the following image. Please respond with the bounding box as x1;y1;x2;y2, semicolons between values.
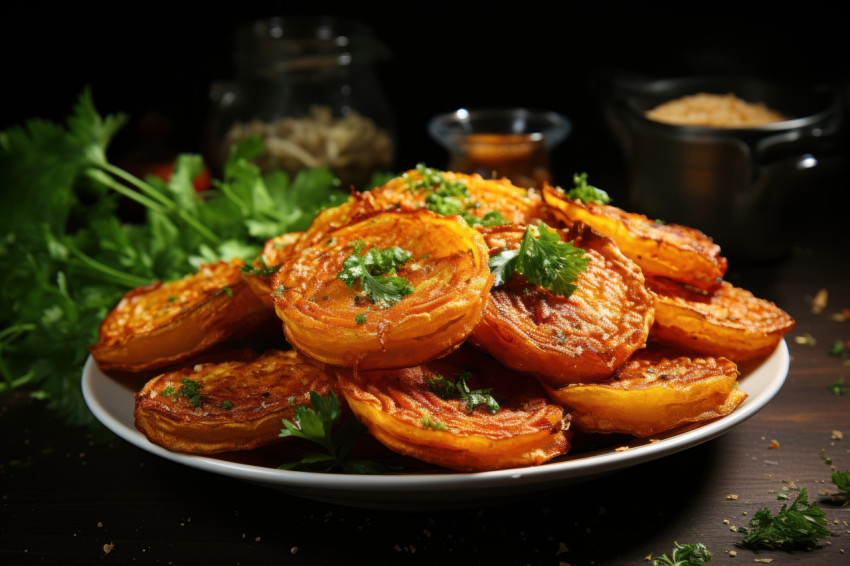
82;340;789;496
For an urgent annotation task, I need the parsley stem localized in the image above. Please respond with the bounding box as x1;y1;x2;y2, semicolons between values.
64;243;153;288
98;162;175;208
98;163;221;245
85;168;169;213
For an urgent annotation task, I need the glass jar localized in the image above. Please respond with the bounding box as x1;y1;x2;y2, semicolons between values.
207;17;396;189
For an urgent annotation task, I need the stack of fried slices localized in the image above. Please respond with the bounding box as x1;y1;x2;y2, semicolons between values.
90;168;795;472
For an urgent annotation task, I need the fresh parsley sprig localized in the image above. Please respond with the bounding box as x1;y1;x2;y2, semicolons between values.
278;390;383;474
652;542;712;566
738;488;831;549
426;370;500;414
489;222;589;297
0;88;353;428
337;239;414;308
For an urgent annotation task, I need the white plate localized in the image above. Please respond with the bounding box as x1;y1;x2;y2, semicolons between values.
82;341;789;509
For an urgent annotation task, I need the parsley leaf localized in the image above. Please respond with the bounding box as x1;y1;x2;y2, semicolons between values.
489;222;589;297
564;172;612;204
738;488;831;549
278;390;383;474
652;542;712;566
426;370;500;414
337;240;414;308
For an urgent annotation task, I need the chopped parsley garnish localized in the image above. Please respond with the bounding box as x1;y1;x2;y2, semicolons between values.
410;164;510;227
337;239;414;308
278;390;384;474
354;313;367;325
828;377;848;396
241;257;280;277
420;415;448;431
564;172;612;204
426;370;500;414
651;542;712;566
220;400;233;409
160;377;204;408
489;222;589;298
737;488;831;549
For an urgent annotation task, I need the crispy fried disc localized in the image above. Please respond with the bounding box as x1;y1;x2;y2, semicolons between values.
271;208;494;370
542;185;727;291
134;349;339;455
242;231;305;309
545;345;747;437
370;168;543;226
89;259;275;372
469;222;654;386
647;276;795;361
336;345;570;471
242;191;385;308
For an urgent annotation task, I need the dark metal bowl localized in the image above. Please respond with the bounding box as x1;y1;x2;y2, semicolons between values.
605;74;845;260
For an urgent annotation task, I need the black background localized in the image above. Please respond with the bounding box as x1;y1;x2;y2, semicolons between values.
4;1;848;202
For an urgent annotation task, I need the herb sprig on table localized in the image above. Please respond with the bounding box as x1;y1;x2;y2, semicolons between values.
737;488;831;549
0;88;370;427
652;542;712;566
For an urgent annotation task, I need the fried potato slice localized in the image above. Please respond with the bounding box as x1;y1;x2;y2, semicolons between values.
134;349;339;455
369;167;544;226
242;231;305;309
646;276;795;361
89;259;275;372
545;345;747;437
542;185;727;291
336;345;570;471
469;222;654;386
271;208;494;370
242;191;383;308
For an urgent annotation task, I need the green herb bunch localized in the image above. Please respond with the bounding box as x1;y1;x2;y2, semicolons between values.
0;88;359;427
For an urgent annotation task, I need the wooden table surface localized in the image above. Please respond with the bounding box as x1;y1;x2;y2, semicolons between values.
2;190;849;566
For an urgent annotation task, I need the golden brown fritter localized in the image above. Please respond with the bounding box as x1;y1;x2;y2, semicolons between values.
545;344;747;437
647;276;795;361
370;167;544;226
271;208;493;370
542;185;727;291
336;345;570;472
470;222;654;386
89;259;275;373
134;349;339;455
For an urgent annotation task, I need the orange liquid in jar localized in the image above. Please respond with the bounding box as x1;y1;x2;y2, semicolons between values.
448;133;552;189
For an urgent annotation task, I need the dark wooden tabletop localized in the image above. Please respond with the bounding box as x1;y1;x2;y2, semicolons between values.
2;172;849;566
3;7;850;565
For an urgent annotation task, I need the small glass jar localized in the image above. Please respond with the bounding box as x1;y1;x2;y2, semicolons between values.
207;17;396;189
428;108;571;189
